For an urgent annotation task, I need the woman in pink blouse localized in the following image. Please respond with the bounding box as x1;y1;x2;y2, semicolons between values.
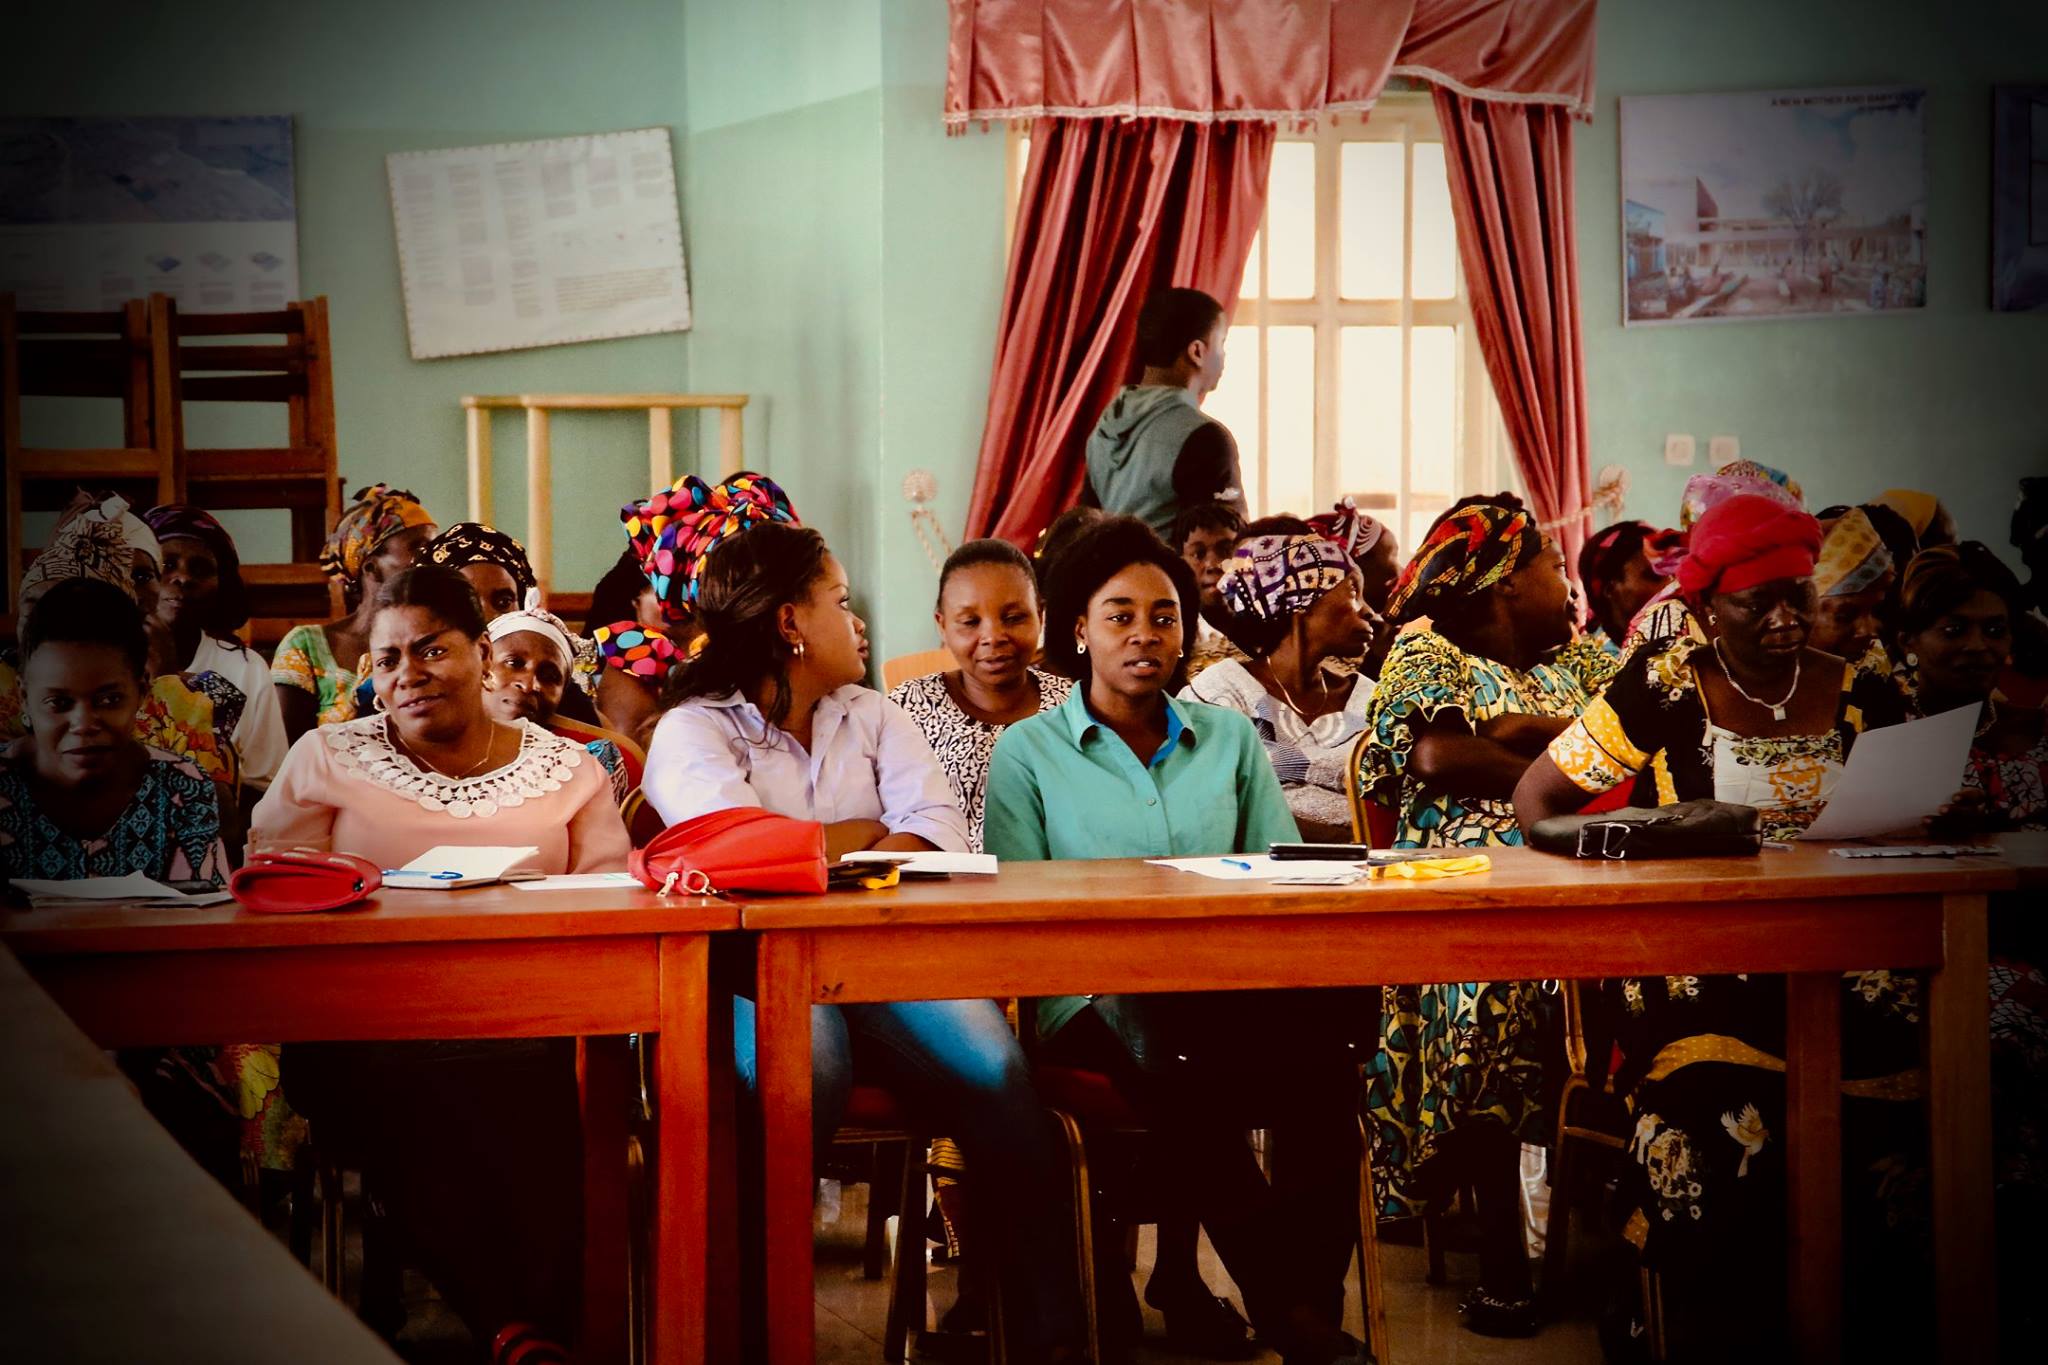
253;565;628;1365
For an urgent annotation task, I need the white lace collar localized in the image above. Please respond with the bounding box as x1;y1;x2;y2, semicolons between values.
324;716;585;819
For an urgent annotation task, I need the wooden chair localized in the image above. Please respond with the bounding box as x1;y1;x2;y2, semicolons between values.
2;292;176;605
882;647;954;692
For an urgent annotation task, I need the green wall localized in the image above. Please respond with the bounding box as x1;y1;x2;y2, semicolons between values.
1580;0;2048;553
6;0;694;592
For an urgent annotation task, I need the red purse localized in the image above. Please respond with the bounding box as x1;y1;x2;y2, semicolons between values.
630;807;828;895
230;851;383;914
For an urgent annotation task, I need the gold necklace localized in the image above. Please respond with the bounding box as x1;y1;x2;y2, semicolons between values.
1263;662;1329;717
388;718;505;780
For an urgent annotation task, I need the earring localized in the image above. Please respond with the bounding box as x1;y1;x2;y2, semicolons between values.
1076;640;1087;655
1905;651;1919;667
1707;612;1719;625
793;640;806;659
373;694;388;713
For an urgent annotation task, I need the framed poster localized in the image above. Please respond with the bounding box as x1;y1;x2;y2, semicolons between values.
387;127;691;359
1992;85;2048;312
1620;88;1928;326
0;115;298;312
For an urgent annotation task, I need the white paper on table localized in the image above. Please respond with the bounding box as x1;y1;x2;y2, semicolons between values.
383;845;542;889
9;872;233;906
1798;704;1979;840
1148;856;1367;881
510;873;642;891
839;851;999;876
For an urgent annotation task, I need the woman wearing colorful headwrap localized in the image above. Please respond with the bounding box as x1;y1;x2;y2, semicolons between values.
1516;495;1923;1358
421;521;537;620
1808;507;1895;671
481;593;633;803
1577;520;1678;657
1180;534;1376;839
594;471;800;746
1355;493;1611;1338
271;484;436;744
141;505;289;793
1306;497;1400;678
1621;462;1807;655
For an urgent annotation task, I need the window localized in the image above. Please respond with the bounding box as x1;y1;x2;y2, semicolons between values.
1014;100;1513;550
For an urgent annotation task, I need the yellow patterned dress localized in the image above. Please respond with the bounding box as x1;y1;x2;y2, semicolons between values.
1355;631;1617;1215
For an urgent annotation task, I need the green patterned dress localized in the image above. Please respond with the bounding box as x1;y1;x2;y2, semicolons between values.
1355;631;1617;1215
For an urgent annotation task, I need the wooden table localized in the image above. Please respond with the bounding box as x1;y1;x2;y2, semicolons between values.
1;943;401;1363
0;885;734;1365
741;846;2015;1364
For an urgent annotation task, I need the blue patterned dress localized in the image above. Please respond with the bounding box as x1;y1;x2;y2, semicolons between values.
0;747;227;884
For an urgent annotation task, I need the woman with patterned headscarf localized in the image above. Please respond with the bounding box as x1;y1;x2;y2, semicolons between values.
593;471;800;746
1808;507;1895;671
1577;520;1679;656
271;484;436;744
1179;533;1376;839
1307;497;1401;678
1355;493;1615;1338
420;522;537;620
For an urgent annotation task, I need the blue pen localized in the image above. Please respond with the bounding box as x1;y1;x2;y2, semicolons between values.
1222;858;1254;871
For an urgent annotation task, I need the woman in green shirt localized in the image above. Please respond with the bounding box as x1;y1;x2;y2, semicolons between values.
985;516;1370;1365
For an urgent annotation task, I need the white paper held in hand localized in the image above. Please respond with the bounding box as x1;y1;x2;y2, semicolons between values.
1798;704;1979;840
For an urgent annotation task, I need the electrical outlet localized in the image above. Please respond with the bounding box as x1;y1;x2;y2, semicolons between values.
1663;433;1696;467
1708;435;1740;464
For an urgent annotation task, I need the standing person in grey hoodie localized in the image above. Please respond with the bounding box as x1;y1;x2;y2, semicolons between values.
1084;287;1248;538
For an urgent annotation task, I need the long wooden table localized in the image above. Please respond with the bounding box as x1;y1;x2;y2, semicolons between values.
0;885;733;1365
741;846;2015;1364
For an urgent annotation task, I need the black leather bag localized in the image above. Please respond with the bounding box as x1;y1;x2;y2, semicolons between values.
1528;800;1764;860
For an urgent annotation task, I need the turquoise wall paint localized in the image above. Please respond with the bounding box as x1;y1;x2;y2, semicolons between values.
1581;0;2048;553
7;0;693;593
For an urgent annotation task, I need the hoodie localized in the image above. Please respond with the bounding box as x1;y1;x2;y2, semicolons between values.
1083;385;1245;538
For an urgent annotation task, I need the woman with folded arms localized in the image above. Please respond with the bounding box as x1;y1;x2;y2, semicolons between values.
643;522;1086;1364
1514;494;1920;1359
252;564;628;1365
984;516;1368;1365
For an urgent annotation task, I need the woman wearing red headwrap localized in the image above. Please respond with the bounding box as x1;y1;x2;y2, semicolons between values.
1513;495;1928;1357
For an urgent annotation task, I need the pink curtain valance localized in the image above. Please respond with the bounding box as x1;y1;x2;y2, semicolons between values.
945;0;1599;128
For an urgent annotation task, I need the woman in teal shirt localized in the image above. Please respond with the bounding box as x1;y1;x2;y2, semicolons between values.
985;516;1371;1365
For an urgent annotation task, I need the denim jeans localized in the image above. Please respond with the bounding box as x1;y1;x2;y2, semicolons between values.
733;996;1085;1357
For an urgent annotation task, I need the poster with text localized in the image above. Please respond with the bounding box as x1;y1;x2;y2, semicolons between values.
1620;88;1928;326
0;115;298;312
387;127;691;359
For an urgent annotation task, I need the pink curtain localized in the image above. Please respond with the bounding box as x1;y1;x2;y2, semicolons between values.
1432;87;1590;569
963;119;1272;545
946;0;1597;127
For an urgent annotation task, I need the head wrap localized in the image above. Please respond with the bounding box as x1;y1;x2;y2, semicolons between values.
141;504;249;632
486;589;598;696
1384;498;1543;624
1676;494;1823;601
319;484;435;586
1216;535;1352;625
422;522;537;596
592;621;682;679
1578;520;1681;606
1678;463;1805;531
621;471;799;623
1812;509;1893;599
1873;489;1940;539
1898;542;2025;633
1305;498;1387;563
19;494;162;605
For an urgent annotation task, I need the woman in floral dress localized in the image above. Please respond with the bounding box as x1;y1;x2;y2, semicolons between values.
1516;494;1924;1360
1356;494;1611;1336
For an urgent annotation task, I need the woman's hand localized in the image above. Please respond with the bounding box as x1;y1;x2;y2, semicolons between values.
823;818;893;861
1924;786;1998;838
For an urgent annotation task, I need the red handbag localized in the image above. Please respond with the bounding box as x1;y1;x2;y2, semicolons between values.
230;851;383;914
630;807;828;895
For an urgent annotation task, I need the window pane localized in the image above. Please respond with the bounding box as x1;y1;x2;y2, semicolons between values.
1410;326;1458;497
1338;326;1401;501
1264;142;1315;298
1203;324;1260;506
1411;142;1457;299
1262;327;1316;516
1340;141;1404;299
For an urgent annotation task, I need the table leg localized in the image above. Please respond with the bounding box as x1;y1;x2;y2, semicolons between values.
1785;970;1841;1363
579;1036;633;1363
705;944;739;1364
654;935;711;1365
756;932;815;1365
1929;894;1994;1361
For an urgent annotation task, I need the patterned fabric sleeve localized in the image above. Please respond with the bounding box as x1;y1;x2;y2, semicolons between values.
1554;634;1622;696
157;755;229;887
1841;649;1909;741
586;739;629;805
1546;647;1662;795
1357;630;1473;804
270;624;323;695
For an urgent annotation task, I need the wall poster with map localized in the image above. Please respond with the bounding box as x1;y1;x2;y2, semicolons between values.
0;115;298;312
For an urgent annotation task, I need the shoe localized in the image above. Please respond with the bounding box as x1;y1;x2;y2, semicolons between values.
1143;1284;1257;1360
1458;1286;1539;1337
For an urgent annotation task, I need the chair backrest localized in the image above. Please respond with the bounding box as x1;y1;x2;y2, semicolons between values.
880;647;954;692
550;715;646;794
1346;730;1396;848
622;788;667;848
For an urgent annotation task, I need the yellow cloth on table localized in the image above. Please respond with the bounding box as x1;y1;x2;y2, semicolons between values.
1368;854;1491;880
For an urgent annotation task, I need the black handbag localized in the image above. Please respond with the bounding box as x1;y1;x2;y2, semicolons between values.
1528;800;1764;860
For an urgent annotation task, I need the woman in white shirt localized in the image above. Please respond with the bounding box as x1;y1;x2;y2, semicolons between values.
1179;532;1377;841
644;523;1085;1362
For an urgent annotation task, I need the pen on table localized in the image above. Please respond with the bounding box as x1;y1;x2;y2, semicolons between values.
1222;858;1254;871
